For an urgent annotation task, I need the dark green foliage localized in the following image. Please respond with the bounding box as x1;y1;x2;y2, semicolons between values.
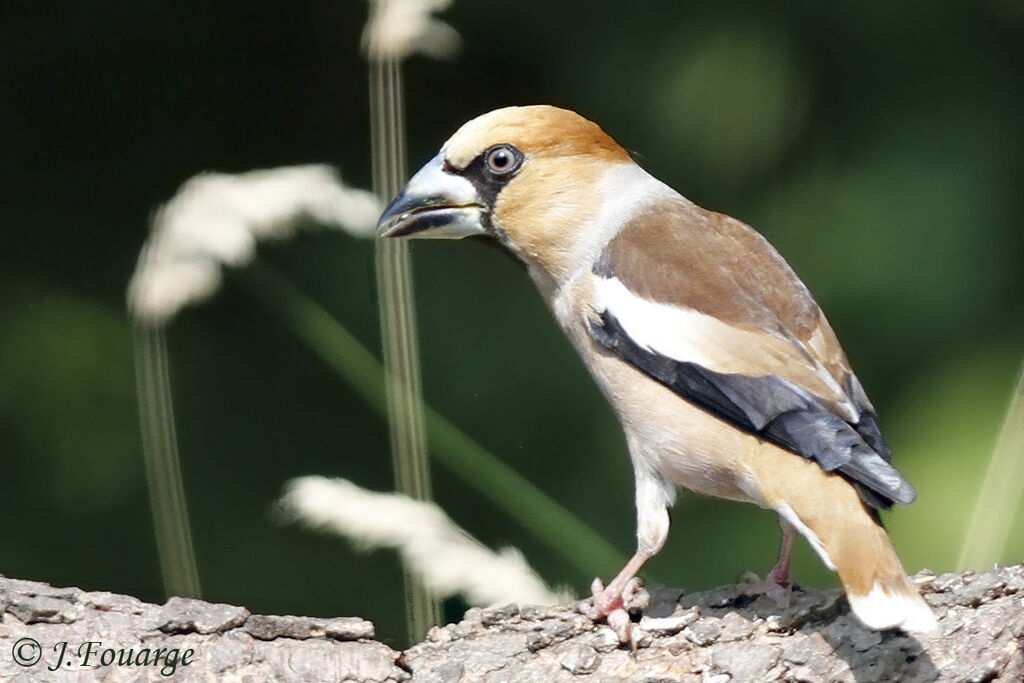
1;0;1021;647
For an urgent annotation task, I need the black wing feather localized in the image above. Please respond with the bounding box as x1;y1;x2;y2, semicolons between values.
590;310;915;509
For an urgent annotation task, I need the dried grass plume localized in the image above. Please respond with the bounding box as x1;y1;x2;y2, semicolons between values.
128;166;380;326
363;0;461;61
279;476;571;607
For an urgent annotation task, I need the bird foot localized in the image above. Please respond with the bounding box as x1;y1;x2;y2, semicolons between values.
578;576;642;643
742;568;792;608
764;564;792;607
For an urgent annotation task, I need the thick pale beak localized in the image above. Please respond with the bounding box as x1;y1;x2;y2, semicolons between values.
377;153;487;239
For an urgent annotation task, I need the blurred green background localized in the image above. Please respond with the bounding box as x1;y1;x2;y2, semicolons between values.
3;1;1022;647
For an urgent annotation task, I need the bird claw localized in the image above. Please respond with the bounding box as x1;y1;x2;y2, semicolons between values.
606;608;633;643
621;577;642;604
578;576;644;643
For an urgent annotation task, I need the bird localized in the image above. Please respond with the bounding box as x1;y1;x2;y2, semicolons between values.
377;104;937;639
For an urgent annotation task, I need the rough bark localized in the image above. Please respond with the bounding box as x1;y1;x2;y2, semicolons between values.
1;565;1021;682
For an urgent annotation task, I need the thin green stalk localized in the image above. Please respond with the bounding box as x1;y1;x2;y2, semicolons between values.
369;53;439;639
238;262;626;580
957;360;1024;570
133;323;201;598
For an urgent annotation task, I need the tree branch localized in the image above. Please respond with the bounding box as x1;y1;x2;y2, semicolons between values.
1;565;1021;681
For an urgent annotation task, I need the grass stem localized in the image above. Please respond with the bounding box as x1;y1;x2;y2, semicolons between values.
239;262;626;581
132;323;202;598
957;360;1024;569
369;52;440;640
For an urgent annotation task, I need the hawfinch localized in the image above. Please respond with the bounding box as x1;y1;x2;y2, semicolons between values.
378;105;936;637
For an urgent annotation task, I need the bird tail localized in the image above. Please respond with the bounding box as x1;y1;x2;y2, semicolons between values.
844;566;937;633
831;520;937;633
754;453;937;632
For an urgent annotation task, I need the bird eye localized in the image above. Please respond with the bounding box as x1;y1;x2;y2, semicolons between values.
484;144;522;176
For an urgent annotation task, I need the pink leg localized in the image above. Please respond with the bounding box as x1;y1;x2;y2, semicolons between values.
579;551;651;642
764;519;796;607
582;469;673;642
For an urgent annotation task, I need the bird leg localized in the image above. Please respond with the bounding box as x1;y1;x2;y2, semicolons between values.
579;551;651;642
762;519;797;607
580;468;671;642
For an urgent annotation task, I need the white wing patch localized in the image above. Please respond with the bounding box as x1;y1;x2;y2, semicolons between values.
592;275;737;371
591;274;857;421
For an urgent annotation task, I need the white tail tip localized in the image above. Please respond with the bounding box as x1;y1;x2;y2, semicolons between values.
848;581;938;633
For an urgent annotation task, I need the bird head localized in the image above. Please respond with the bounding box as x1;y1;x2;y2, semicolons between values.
378;105;645;284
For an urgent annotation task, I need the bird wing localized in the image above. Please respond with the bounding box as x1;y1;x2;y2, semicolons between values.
588;198;914;508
